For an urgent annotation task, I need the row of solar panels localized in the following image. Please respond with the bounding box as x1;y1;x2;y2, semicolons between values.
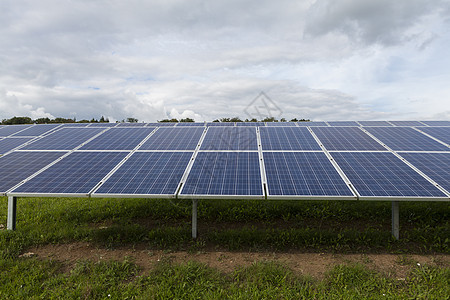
0;125;448;200
1;126;449;155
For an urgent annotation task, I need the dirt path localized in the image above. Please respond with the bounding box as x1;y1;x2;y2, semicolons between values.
26;242;449;279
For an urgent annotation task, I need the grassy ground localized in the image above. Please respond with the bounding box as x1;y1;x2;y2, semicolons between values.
0;197;449;298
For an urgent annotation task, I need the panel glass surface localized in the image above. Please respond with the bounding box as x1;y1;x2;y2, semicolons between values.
146;123;176;127
311;127;386;151
390;121;424;126
260;127;321;150
80;128;155;150
201;127;258;150
364;127;448;151
264;152;353;197
22;128;105;150
236;122;265;126
420;121;450;126
176;122;205;126
265;122;296;126
12;124;61;136
116;122;147;126
95;152;192;195
0;151;65;193
401;152;450;193
296;121;328;126
61;123;91;127
181;152;263;196
11;152;128;194
417;127;450;145
87;123;117;127
358;121;392;126
0;125;32;137
0;138;34;154
327;121;359;126
139;128;204;150
331;152;446;198
206;122;235;126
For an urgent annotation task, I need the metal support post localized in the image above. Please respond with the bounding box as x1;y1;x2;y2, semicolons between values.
192;199;198;239
7;196;17;231
391;201;399;240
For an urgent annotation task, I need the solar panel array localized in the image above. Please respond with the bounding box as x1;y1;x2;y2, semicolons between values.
0;121;448;200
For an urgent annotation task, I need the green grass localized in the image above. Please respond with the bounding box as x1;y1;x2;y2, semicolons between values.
0;197;449;298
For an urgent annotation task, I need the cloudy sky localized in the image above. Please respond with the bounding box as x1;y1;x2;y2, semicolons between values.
1;0;449;122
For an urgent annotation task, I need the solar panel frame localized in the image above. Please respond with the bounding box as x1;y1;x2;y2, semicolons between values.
259;127;321;151
311;127;387;151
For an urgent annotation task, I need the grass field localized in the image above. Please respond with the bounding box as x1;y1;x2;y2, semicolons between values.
0;197;449;299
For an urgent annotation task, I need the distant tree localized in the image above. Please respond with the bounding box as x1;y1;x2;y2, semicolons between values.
126;117;138;123
262;117;277;122
290;118;298;122
159;118;179;123
180;118;194;122
90;118;98;123
245;118;258;122
230;117;242;122
35;117;52;124
53;117;75;123
2;116;33;125
220;118;231;122
212;119;220;122
78;119;90;123
280;118;286;122
99;116;109;123
298;119;310;122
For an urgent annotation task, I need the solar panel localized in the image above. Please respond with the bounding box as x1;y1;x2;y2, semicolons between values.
236;122;265;127
201;127;258;150
206;122;235;126
0;138;34;154
87;123;118;127
358;121;392;127
0;125;32;137
331;152;447;199
139;127;204;150
390;121;424;126
296;121;328;127
416;127;450;145
401;152;450;193
180;152;263;197
0;151;65;194
327;121;359;126
420;121;450;126
364;127;448;151
311;127;386;151
80;128;155;150
259;127;321;150
265;122;296;126
11;124;61;136
10;152;128;196
116;122;147;127
263;152;354;198
176;122;205;127
61;123;91;127
146;123;176;127
21;128;105;150
93;152;192;197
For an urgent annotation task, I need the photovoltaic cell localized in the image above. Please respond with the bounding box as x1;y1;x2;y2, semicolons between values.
327;121;359;126
401;152;450;193
364;127;448;151
206;122;235;126
0;138;34;154
176;122;205;126
87;123;117;127
296;122;328;127
21;128;105;150
358;121;392;126
146;123;176;127
11;152;128;195
420;121;450;126
181;152;263;196
80;128;155;150
263;152;354;197
0;151;65;193
259;127;321;150
331;152;446;198
139;128;204;150
61;123;91;127
117;123;147;127
311;127;386;151
265;122;296;126
0;125;32;137
201;127;258;150
390;121;424;126
94;152;192;196
416;127;450;145
12;124;61;136
236;122;265;127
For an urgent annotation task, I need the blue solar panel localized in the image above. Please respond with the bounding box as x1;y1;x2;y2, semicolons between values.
22;128;105;150
80;128;155;150
0;151;65;193
331;152;446;198
117;123;147;127
10;152;128;195
296;121;328;127
259;127;321;150
61;123;91;127
265;122;296;126
0;138;34;154
146;123;176;127
201;127;258;150
140;128;204;150
94;152;192;196
364;127;448;151
327;121;359;126
401;153;450;193
420;121;450;126
176;122;205;127
206;122;235;126
358;121;392;126
311;127;386;151
236;122;265;127
390;121;424;126
12;124;61;136
181;152;263;196
417;127;450;145
87;123;117;127
263;152;354;198
0;125;32;137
